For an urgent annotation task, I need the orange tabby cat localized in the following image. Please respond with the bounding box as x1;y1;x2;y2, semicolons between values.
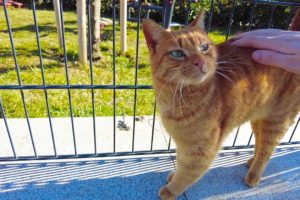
142;10;300;200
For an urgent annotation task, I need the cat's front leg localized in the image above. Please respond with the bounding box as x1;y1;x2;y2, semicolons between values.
159;145;217;200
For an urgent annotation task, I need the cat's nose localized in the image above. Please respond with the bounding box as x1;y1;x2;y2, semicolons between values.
193;58;204;70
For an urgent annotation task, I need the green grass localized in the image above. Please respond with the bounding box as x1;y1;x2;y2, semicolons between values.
0;8;227;118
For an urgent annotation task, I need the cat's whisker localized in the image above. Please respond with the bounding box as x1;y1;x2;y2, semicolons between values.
218;53;249;61
168;73;180;93
217;61;244;71
156;73;180;101
156;81;170;101
168;79;175;93
180;78;188;106
217;65;235;70
218;55;252;66
218;61;250;67
217;67;237;75
172;80;181;117
217;60;248;65
177;79;187;124
216;71;233;83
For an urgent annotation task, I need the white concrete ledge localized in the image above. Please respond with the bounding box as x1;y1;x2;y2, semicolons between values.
0;115;299;158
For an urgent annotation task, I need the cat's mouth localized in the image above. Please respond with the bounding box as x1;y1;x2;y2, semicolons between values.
179;66;210;84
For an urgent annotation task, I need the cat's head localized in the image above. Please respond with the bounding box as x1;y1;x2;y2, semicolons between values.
142;11;217;86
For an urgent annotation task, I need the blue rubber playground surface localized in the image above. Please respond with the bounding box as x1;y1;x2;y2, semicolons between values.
0;146;299;200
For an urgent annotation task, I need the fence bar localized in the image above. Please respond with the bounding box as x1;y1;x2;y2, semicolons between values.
32;0;57;157
288;117;300;143
87;0;97;155
267;5;276;28
226;0;237;40
0;149;178;162
112;0;117;154
150;101;157;151
3;0;37;157
232;127;240;147
0;0;299;162
0;100;16;158
207;0;215;33
240;0;300;7
247;132;253;146
132;1;142;153
184;0;191;26
168;136;171;150
59;0;77;156
2;141;300;162
0;84;152;90
247;3;257;31
163;0;175;29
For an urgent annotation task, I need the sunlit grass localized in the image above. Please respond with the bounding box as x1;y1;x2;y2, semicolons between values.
0;8;227;118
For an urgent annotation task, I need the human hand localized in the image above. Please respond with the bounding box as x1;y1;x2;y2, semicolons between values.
231;29;300;74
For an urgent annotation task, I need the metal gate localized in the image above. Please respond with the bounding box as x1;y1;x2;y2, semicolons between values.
0;0;299;162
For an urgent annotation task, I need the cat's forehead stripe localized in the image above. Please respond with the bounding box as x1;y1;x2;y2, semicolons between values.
176;32;201;48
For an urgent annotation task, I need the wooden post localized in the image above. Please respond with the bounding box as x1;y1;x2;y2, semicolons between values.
120;0;127;54
53;0;63;48
76;0;87;65
91;0;101;60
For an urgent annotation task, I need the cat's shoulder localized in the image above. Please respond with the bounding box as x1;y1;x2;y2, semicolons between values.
216;40;254;58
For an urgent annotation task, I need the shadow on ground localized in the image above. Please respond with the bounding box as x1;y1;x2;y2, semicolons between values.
0;147;299;200
185;147;300;200
0;155;182;200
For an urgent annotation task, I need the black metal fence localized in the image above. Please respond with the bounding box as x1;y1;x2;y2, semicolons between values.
0;0;299;162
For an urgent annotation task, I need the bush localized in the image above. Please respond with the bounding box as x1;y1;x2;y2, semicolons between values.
20;0;298;30
171;0;298;31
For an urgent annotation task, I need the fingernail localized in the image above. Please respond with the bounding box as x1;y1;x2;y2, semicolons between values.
252;51;261;61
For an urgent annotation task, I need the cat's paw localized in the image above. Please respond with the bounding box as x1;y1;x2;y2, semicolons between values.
247;157;254;168
244;172;261;187
159;186;176;200
167;171;175;183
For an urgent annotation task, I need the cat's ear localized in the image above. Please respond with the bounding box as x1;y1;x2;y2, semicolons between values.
142;19;165;52
189;10;205;30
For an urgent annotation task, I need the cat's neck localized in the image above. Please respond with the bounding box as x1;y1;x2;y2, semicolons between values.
154;77;217;121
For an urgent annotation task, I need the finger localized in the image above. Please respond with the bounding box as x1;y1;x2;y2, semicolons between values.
232;29;285;39
252;50;300;74
231;36;293;54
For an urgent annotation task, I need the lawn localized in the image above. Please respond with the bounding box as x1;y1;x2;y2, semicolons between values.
0;7;227;118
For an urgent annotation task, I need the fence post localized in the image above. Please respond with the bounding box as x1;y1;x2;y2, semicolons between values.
53;0;63;48
163;0;175;29
120;0;127;54
91;0;101;60
76;0;87;65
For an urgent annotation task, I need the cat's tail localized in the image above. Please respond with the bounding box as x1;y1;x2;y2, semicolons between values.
289;8;300;31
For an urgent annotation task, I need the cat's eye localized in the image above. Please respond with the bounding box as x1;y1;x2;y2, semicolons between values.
200;43;209;51
169;50;185;59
